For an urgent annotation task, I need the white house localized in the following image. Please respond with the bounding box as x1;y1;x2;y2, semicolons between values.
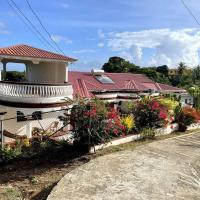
0;44;76;143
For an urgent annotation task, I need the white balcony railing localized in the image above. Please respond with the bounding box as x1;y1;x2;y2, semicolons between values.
0;82;73;103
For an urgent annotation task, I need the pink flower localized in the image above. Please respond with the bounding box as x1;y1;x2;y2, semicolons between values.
84;108;97;118
122;133;126;137
159;110;167;119
113;129;119;135
151;101;160;110
120;125;126;131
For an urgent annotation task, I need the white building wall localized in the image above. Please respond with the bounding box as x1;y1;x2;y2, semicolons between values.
180;94;193;107
26;62;68;84
0;105;67;143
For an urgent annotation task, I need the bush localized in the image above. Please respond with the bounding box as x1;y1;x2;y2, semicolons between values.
0;145;21;161
0;140;22;161
71;98;109;147
71;98;126;148
158;97;179;111
133;97;171;130
140;128;156;139
121;114;135;133
177;106;200;131
0;138;72;163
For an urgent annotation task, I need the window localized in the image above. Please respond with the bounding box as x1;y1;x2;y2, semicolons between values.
17;111;26;122
32;111;42;120
95;75;114;84
17;111;42;122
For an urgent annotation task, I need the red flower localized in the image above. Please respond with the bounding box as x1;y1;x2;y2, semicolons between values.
113;129;119;135
85;108;97;118
159;110;167;119
120;125;126;131
122;133;126;137
151;101;160;110
107;109;119;119
170;125;174;129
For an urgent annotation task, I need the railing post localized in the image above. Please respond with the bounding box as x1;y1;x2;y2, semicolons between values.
0;120;4;149
26;122;32;138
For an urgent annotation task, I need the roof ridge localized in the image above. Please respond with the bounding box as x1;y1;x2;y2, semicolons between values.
0;44;26;50
0;44;77;62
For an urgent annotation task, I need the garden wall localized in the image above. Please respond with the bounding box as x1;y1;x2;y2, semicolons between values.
90;122;196;153
187;122;200;130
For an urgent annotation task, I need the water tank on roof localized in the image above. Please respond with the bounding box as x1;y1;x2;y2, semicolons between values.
91;69;104;76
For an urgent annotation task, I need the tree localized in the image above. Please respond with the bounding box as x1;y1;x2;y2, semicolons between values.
192;65;200;84
5;71;26;81
102;57;140;73
140;68;159;80
156;65;169;76
188;86;200;109
177;62;187;76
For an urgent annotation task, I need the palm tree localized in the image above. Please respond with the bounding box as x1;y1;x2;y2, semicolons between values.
177;62;187;76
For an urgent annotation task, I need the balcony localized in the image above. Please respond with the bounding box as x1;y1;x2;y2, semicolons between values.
0;81;73;104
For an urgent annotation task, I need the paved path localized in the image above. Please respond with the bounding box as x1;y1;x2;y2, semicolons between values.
48;132;200;200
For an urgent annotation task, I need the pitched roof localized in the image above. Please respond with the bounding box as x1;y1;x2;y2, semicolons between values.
69;71;186;98
157;83;186;93
0;44;77;62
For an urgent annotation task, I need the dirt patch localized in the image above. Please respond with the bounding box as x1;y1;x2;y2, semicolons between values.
0;146;91;200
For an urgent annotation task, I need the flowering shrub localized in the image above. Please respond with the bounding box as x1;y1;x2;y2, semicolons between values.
158;98;179;111
71;99;126;147
105;109;126;137
121;115;135;133
182;107;200;122
133;97;172;130
0;144;21;161
177;106;200;131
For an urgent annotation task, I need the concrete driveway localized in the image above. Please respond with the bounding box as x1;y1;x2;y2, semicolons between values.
48;132;200;200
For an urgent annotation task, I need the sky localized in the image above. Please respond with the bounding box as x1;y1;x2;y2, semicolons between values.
1;0;200;71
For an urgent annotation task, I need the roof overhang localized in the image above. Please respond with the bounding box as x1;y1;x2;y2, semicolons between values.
0;54;77;64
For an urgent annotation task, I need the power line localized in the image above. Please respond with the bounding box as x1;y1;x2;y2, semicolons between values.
6;0;50;49
7;0;60;53
180;0;200;27
25;0;65;55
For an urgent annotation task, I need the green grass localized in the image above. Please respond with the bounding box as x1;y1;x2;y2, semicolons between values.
5;187;22;200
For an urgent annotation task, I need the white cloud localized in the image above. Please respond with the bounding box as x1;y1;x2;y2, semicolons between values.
0;22;9;34
106;28;200;67
98;43;105;47
51;35;72;44
73;49;95;54
120;45;142;63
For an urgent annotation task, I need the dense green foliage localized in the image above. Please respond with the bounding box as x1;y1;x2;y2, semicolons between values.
5;71;26;82
102;57;140;73
102;57;200;88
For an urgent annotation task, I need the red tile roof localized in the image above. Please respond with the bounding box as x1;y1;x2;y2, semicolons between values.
69;71;186;98
0;44;76;62
157;83;186;93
